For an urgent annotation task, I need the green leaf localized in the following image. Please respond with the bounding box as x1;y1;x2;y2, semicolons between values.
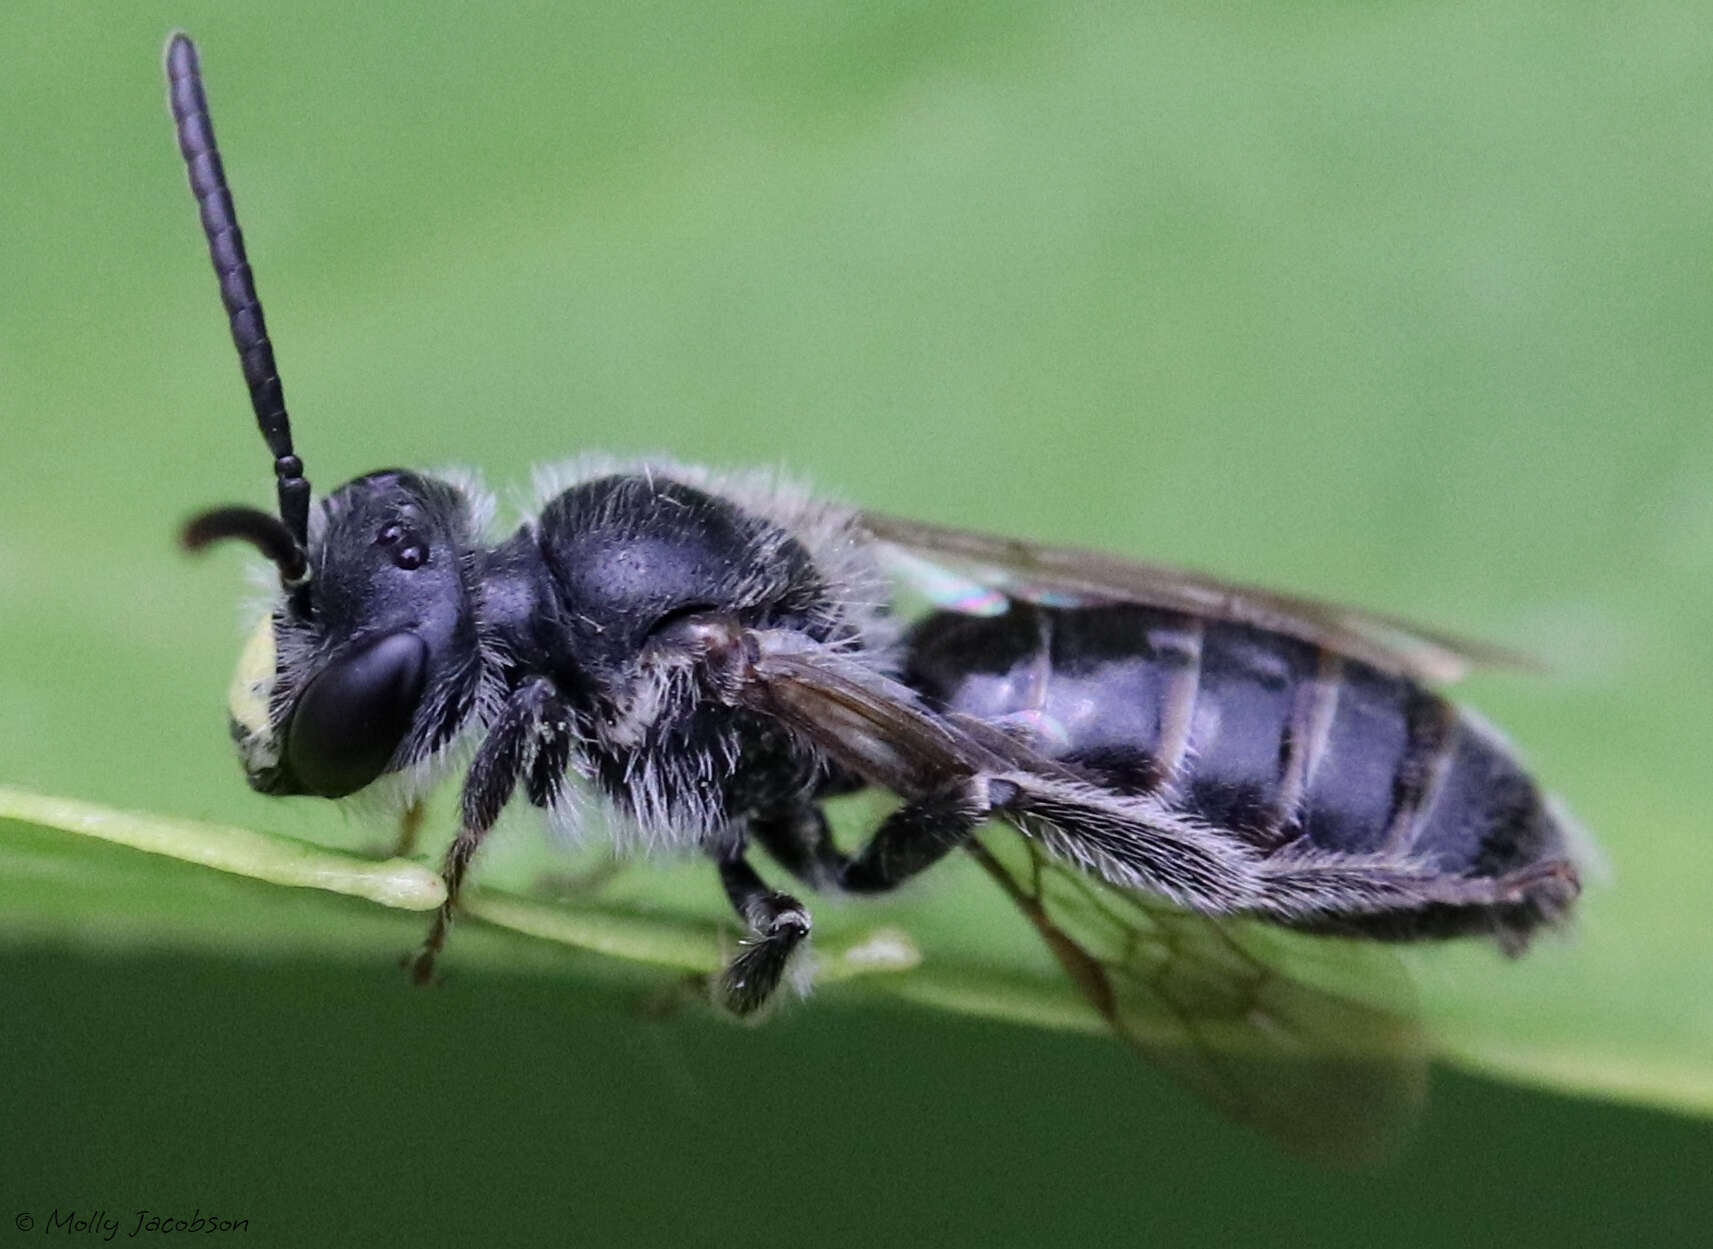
3;784;1707;1120
0;786;444;909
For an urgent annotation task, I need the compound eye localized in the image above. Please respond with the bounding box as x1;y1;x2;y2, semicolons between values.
284;631;429;798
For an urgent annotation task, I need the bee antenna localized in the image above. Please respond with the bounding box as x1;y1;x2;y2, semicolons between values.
181;506;311;587
165;32;312;555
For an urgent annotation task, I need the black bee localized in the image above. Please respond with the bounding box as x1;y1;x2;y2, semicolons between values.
166;34;1587;1159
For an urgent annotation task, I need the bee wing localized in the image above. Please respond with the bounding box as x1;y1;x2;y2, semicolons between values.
862;510;1535;684
970;828;1428;1162
739;634;1427;1159
739;631;1012;798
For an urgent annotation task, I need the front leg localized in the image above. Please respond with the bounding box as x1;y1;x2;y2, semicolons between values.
410;677;568;984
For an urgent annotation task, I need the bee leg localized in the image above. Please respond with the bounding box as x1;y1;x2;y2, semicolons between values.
751;776;1013;896
845;776;1017;892
410;677;567;985
712;851;812;1016
975;772;1264;914
746;803;843;890
388;798;425;859
1250;851;1581;930
999;768;1582;927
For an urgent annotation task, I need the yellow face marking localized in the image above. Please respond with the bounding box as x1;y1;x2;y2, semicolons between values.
227;613;278;746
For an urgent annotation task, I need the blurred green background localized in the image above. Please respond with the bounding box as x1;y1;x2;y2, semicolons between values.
3;1;1712;1244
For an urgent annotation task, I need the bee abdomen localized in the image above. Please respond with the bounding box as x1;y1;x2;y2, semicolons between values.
1176;619;1564;888
904;603;1569;896
1280;659;1551;873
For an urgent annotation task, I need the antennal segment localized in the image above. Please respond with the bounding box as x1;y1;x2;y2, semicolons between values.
182;506;311;586
165;32;312;551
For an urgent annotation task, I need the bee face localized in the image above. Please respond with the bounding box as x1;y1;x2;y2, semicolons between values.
226;609;281;778
231;470;492;799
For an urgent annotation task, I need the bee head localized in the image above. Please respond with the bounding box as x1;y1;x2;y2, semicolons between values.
213;471;491;798
200;471;489;798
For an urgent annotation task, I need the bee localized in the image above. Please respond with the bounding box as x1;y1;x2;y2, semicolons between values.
165;33;1587;1159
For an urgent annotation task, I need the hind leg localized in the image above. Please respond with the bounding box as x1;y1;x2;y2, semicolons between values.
1248;849;1580;924
749;776;1016;895
1253;851;1580;951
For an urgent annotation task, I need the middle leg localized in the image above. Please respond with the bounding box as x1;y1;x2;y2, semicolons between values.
712;850;812;1016
713;776;1016;1014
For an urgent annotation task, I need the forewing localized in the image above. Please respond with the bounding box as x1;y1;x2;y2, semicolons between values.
863;510;1534;684
970;828;1428;1163
738;630;1010;798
